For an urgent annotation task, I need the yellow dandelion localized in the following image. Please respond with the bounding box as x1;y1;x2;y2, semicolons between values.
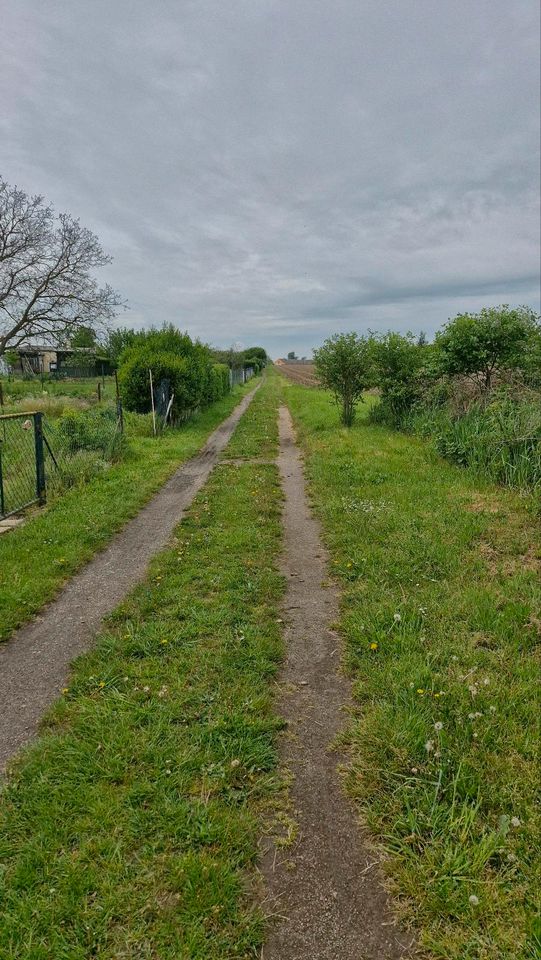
416;688;425;694
370;642;378;650
98;681;106;688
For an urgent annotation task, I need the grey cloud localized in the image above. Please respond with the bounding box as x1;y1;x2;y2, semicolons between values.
1;0;539;356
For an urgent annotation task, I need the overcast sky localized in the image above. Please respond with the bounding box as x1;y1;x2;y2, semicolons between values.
1;1;539;357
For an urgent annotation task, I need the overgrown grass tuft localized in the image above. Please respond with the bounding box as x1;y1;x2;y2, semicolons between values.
284;381;540;960
371;390;541;492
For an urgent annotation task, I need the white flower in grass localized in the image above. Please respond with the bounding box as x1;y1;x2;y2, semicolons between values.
393;613;402;622
469;895;479;906
511;816;521;828
425;739;435;753
434;721;443;732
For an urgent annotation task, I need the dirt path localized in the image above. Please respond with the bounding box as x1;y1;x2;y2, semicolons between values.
261;406;414;960
0;385;259;772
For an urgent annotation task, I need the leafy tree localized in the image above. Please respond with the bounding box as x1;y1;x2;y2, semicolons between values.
105;326;137;364
0;175;122;356
70;326;97;348
435;305;540;393
372;331;425;420
242;346;267;364
313;332;374;426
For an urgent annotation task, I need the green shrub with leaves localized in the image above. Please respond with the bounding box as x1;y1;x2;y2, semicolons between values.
314;332;375;426
435;305;540;394
118;327;232;424
369;331;430;426
52;408;121;458
118;349;202;419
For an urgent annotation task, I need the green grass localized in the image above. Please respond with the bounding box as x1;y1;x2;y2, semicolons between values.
0;375;283;959
0;375;117;408
282;382;540;960
0;382;256;641
223;373;281;460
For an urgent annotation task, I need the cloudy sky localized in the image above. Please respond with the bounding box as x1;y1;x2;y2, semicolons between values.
1;1;539;356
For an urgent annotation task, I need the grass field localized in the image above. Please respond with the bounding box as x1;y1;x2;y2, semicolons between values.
0;376;117;411
0;370;539;958
0;379;284;959
282;380;540;960
0;381;256;641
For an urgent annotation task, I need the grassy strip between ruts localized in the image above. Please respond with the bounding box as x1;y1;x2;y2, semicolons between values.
0;374;282;959
0;381;257;642
281;380;540;960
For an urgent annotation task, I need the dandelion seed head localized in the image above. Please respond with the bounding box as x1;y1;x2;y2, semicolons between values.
469;895;479;906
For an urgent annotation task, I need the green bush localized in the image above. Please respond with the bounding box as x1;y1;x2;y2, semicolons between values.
118;349;203;419
118;335;231;424
51;408;122;458
209;363;230;401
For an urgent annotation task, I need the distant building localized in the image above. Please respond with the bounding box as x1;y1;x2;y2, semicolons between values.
8;345;113;377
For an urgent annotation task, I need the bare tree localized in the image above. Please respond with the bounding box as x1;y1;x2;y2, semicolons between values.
0;176;123;357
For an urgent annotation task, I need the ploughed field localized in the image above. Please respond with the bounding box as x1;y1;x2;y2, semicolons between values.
275;362;319;386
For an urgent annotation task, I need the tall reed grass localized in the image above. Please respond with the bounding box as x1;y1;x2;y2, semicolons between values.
370;388;541;491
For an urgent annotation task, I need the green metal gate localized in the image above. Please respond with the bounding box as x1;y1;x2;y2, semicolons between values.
0;412;46;519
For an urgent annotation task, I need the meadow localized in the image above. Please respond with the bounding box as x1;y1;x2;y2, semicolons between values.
0;369;538;959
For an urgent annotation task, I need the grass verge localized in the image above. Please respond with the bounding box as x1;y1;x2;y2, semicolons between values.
282;381;540;960
0;375;283;959
0;382;256;641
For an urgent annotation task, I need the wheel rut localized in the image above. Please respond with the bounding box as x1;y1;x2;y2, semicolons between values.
261;405;414;960
0;385;259;772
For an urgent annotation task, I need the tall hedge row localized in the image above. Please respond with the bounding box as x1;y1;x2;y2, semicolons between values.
117;328;232;423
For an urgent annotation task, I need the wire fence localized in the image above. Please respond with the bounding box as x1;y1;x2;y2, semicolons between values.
0;406;123;519
0;413;45;518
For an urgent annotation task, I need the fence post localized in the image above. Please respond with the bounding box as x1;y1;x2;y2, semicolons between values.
33;412;47;506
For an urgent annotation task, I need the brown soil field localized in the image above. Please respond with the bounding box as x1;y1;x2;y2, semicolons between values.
275;362;320;386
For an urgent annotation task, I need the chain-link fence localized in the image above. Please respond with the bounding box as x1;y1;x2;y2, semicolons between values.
0;406;123;519
229;366;255;387
0;413;45;518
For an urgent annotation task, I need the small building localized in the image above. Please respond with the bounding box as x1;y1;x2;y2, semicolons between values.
9;345;113;377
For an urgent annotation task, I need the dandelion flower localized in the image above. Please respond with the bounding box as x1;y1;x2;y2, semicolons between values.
511;816;521;828
393;613;402;622
425;740;434;753
416;688;425;695
62;688;69;694
98;681;105;689
434;721;443;732
370;642;378;650
469;895;479;906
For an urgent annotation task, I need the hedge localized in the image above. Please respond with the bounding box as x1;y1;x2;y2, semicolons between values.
118;348;231;423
